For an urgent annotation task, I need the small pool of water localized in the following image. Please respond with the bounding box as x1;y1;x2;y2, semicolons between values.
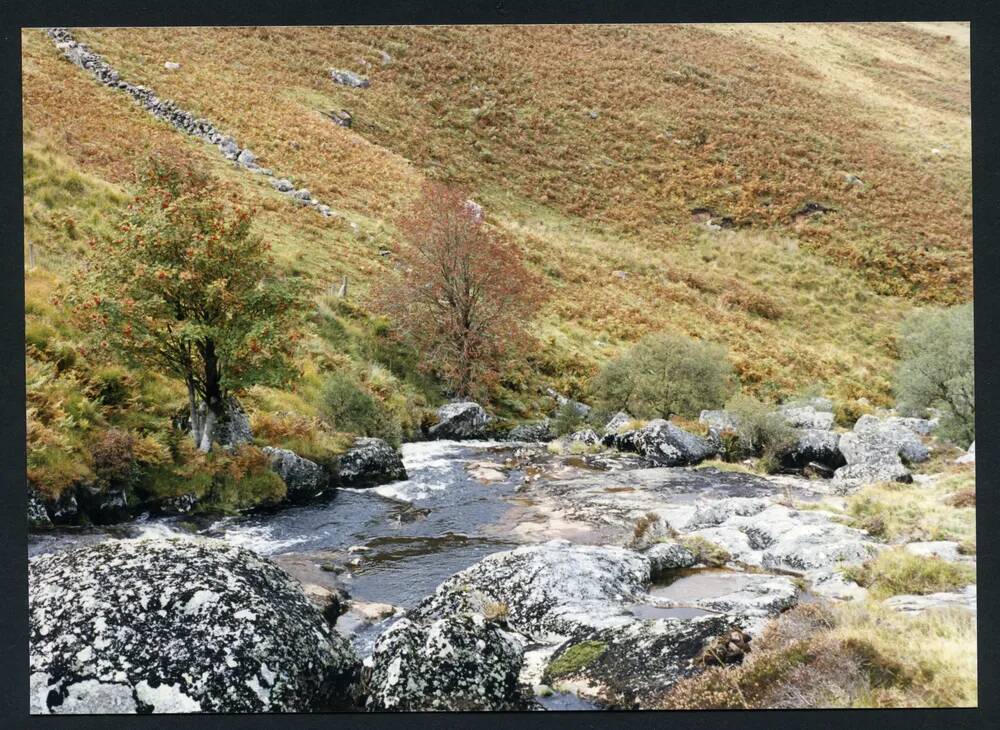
536;691;603;711
626;603;715;619
649;568;759;603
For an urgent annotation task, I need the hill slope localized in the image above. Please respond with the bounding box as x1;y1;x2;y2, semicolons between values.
21;23;971;490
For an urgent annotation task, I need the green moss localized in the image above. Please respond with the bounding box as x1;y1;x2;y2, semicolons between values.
545;640;608;681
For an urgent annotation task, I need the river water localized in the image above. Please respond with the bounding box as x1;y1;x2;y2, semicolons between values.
29;440;532;608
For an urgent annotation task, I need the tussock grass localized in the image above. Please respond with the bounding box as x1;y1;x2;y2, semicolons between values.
660;601;976;709
841;549;974;600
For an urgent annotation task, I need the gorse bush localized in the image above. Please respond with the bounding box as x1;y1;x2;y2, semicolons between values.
724;394;797;467
590;334;736;420
894;303;973;446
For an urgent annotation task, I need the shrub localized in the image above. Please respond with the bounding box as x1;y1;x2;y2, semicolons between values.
319;372;402;447
724;394;796;467
590;334;737;419
87;366;132;407
894;303;974;446
841;549;975;600
204;445;287;512
551;401;587;436
90;428;138;486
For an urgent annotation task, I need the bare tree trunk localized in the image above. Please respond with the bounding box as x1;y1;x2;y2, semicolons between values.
187;379;204;448
198;407;217;453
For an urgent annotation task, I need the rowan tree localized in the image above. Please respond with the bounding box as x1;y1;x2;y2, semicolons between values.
70;154;309;451
372;183;544;399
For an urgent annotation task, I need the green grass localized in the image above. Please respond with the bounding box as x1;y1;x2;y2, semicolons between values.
544;640;608;681
841;548;975;600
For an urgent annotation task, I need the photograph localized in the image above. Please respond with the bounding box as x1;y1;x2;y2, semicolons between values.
22;20;977;714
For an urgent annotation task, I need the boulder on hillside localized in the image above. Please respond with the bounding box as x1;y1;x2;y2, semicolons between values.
263;447;327;500
546;388;592;418
329;68;370;88
363;613;528;711
609;420;715;467
779;428;846;472
335;437;407;487
74;484;130;525
853;414;930;463
411;540;650;642
29;538;361;713
698;409;738;433
427;402;490;440
542;616;737;709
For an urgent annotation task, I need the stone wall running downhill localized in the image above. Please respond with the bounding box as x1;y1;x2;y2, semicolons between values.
43;27;336;219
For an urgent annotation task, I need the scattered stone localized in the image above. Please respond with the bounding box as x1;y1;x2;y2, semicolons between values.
363;614;528;711
329;68;370;88
270;178;294;192
643;542;697;578
566;429;602;446
235;148;257;168
779;405;834;430
804;568;868;601
903;541;964;562
464;199;484;222
262;447;327;501
883;584;976;615
29;538;361;713
956;441;975;464
163;61;180;71
428;401;490;440
467;461;508;482
335;437;407;487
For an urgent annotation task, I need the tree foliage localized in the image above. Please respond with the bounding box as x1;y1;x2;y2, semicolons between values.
894;303;974;445
68;154;308;450
372;182;544;400
590;333;737;419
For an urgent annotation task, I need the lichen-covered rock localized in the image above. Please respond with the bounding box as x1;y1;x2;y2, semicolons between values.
363;614;528;711
28;485;52;530
210;396;253;448
45;489;80;525
853;414;930;463
643;542;697;579
780;428;845;472
566;429;602;446
610;420;715;466
685;504;876;573
262;447;327;500
335;437;407;487
411;540;650;642
602;411;633;436
507;420;555;442
329;68;370;88
543;616;736;709
29;538;360;713
698;409;738;432
832;425;916;490
546;388;592;419
779;405;835;430
427;401;490;440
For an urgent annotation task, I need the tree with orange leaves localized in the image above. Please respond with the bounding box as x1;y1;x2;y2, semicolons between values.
373;183;544;400
69;154;309;451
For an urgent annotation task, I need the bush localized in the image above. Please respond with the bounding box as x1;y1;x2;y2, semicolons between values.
590;334;736;419
319;372;402;447
90;428;138;487
894;303;974;445
551;401;587;436
678;535;731;567
724;394;796;467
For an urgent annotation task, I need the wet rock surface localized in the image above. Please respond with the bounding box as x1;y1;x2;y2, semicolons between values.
607;420;715;466
263;447;326;500
29;538;360;713
428;401;490;440
335;437;407;487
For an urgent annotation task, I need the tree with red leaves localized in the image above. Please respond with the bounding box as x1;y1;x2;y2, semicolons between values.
373;183;544;400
